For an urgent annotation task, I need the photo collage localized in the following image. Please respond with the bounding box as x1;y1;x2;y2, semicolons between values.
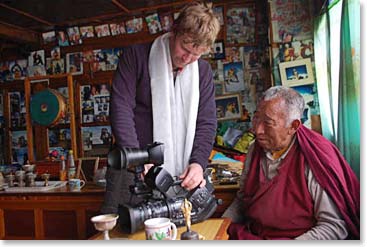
80;84;110;123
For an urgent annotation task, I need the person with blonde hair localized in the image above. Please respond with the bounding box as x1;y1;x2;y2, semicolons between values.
102;1;220;213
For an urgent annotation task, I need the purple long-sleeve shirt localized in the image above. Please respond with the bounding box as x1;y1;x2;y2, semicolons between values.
110;42;217;170
101;41;217;213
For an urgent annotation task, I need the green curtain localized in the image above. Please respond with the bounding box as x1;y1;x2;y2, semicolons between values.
337;0;360;178
314;0;360;178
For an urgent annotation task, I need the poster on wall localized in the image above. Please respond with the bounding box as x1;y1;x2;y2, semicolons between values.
223;61;245;92
270;0;313;43
279;58;314;87
226;4;256;45
291;84;316;129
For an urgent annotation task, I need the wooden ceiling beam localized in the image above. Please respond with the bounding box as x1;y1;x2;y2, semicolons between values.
0;3;55;26
111;0;130;13
0;21;40;44
132;0;191;13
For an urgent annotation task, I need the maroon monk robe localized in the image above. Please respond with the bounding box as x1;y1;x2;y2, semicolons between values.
228;124;360;240
228;140;315;240
297;124;360;239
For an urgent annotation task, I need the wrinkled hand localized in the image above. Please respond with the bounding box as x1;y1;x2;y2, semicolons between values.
179;163;206;191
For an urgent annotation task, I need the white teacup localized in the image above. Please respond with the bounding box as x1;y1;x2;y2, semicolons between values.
68;178;85;191
144;217;177;240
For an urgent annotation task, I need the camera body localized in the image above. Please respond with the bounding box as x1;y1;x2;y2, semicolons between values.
107;142;220;233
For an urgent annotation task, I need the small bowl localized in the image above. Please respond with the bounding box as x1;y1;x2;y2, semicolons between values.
91;214;119;232
23;164;35;173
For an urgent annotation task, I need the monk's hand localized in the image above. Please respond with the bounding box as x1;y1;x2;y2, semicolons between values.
179;163;206;190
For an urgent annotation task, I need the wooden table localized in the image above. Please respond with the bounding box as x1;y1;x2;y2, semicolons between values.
0;183;105;240
89;218;231;240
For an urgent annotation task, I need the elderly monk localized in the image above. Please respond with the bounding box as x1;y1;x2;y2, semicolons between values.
223;86;359;240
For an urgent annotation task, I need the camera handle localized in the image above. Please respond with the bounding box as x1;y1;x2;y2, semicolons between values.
129;165;153;198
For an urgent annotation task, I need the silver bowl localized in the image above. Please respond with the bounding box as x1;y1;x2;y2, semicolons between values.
23;164;35;173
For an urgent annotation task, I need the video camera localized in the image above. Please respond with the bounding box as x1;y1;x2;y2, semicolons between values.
107;142;220;233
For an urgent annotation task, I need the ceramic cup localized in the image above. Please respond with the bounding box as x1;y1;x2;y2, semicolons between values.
144;217;177;240
68;178;85;191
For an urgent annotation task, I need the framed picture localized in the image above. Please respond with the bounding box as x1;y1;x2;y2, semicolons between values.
79;25;95;38
214;81;224;96
95;24;111;37
212;40;225;60
76;157;100;182
226;4;256;45
279;58;314;87
145;13;162;34
213;6;224;26
215;94;242;121
66;52;83;75
223;61;245;92
159;13;174;32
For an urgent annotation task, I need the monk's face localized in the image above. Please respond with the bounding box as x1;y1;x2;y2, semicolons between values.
252;97;295;152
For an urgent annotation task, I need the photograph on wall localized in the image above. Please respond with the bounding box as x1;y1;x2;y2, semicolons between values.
56;30;70;46
279;58;314;87
212;40;225;60
278;39;314;63
223;61;245;92
90;49;106;72
89;48;121;72
28;50;45;67
159;13;174;32
46;58;52;75
145;13;162;34
243;47;261;69
79;25;95;38
213;6;224;26
208;60;221;83
214;82;224;96
50;47;61;60
226;5;256;45
82;126;112;150
52;58;65;74
101;48;121;71
56;87;70;124
42;31;56;44
27;50;46;77
291;84;316;129
125;18;143;34
0;61;11;82
48;128;71;150
11;130;28;165
9;59;27;80
66;26;82;45
224;46;243;63
270;0;313;43
9;91;26;128
95;24;111;37
80;84;110;123
66;52;83;75
118;21;126;34
27;65;46;77
215;94;242;121
109;23;121;36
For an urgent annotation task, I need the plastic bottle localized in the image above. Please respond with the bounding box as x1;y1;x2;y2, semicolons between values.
67;150;76;180
59;155;67;181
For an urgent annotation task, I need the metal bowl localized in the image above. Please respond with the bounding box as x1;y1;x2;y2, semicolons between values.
23;164;35;173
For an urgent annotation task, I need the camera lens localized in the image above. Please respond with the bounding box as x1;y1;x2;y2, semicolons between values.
118;197;188;233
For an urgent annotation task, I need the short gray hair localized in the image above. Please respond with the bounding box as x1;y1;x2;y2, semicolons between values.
260;86;305;125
